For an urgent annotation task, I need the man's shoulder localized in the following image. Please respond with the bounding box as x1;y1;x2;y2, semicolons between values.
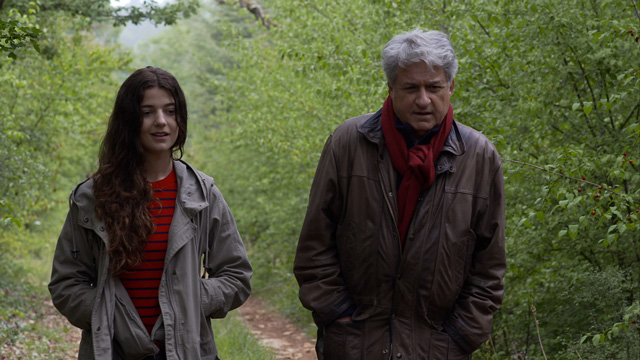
455;122;494;146
454;121;501;163
334;112;376;133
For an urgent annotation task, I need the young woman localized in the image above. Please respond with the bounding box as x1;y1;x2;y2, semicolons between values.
49;67;252;360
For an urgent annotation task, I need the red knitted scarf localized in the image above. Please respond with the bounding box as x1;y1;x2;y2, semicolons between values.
381;95;453;244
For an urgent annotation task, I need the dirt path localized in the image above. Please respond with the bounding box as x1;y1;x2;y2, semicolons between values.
236;296;317;360
0;298;82;359
4;295;315;360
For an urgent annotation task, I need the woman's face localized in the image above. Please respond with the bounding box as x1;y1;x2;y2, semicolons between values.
139;87;179;160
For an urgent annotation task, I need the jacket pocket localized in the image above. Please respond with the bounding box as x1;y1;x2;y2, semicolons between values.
199;299;217;357
322;320;364;360
113;282;159;360
429;329;471;360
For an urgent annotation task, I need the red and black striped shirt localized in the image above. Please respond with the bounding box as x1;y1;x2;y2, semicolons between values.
120;168;177;335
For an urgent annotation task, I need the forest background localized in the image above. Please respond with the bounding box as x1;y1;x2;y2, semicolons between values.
1;0;639;359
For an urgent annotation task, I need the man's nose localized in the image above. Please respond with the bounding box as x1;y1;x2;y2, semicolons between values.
415;89;431;106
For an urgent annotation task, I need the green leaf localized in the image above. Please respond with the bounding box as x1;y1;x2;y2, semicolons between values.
568;224;579;239
592;334;603;345
580;335;589;344
583;102;594;116
617;222;627;234
610;325;620;338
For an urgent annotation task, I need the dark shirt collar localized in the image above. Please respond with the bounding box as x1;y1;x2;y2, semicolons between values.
394;115;442;149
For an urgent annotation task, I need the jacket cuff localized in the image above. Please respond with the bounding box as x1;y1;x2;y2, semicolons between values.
312;297;355;327
443;321;474;354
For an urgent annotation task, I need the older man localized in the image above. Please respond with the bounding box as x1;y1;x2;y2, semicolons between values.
293;29;506;359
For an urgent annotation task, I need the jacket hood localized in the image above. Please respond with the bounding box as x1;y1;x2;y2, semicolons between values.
71;160;210;227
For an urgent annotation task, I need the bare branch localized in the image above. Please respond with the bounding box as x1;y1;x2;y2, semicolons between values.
502;158;628;198
219;0;276;29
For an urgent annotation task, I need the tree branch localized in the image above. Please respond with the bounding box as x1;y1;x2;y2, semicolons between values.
503;158;625;197
218;0;276;29
630;0;640;24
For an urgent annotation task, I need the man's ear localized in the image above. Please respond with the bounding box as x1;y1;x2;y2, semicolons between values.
450;78;455;93
387;81;393;96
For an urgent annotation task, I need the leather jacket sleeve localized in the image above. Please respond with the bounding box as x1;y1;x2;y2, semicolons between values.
48;197;99;330
200;184;253;319
443;161;506;353
293;133;356;327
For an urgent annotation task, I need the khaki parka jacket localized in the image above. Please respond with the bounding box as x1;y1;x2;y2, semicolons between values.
49;160;252;360
294;111;506;360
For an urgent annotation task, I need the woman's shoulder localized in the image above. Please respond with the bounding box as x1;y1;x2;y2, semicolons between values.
67;177;96;213
72;177;94;199
174;159;215;186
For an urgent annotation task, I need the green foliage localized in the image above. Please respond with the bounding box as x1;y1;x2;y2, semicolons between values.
439;0;640;357
3;0;200;25
0;0;200;58
0;2;42;59
109;0;201;26
0;10;129;227
0;200;77;358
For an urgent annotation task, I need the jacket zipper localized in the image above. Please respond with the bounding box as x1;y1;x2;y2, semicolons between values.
378;162;402;360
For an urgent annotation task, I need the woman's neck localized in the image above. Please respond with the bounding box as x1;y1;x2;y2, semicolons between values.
143;153;174;182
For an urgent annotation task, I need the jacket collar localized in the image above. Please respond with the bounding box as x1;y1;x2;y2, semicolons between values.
357;108;466;157
172;159;209;217
71;159;209;225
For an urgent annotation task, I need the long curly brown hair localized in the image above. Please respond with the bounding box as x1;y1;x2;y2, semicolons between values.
93;67;188;276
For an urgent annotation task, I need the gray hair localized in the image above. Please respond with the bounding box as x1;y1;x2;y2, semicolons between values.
382;29;458;86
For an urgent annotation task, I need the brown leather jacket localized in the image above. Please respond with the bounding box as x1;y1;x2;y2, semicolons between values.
294;110;506;359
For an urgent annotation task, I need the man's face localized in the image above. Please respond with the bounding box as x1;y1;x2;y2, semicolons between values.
388;62;454;137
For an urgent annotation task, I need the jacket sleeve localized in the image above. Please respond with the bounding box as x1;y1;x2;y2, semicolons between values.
293;133;355;327
48;197;98;330
443;159;506;353
200;185;252;319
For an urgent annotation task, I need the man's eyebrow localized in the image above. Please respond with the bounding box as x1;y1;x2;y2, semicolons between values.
399;79;444;86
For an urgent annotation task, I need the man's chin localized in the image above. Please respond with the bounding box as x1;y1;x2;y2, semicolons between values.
409;122;437;135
